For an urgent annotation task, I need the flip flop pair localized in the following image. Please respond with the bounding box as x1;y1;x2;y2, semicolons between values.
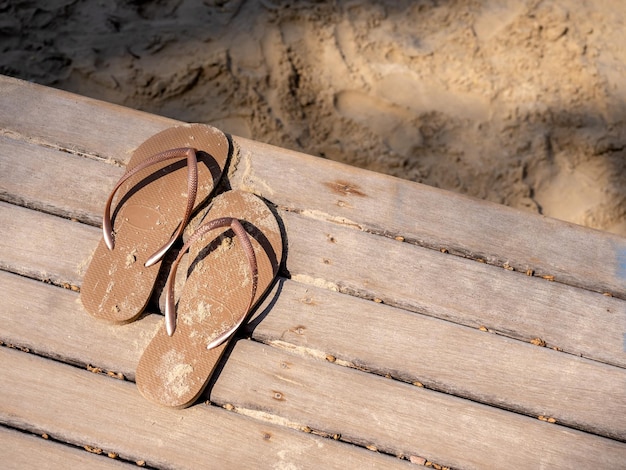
81;125;283;408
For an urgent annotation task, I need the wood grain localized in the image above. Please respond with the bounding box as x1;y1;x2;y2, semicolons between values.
2;262;625;443
211;340;626;470
0;134;120;225
0;347;411;469
2;275;625;469
0;201;98;286
0;426;132;470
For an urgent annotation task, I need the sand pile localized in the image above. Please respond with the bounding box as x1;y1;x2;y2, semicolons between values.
2;0;624;235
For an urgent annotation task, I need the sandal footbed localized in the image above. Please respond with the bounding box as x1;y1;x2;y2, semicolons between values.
136;190;283;408
81;124;229;323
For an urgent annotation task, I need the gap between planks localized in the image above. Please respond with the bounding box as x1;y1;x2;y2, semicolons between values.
1;200;624;371
0;425;135;470
1;265;626;445
2;307;626;470
0;347;411;470
1;206;625;464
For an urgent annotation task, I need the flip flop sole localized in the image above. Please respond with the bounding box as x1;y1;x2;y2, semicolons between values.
81;124;229;323
136;190;283;408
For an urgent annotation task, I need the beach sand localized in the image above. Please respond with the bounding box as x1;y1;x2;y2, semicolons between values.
2;0;624;235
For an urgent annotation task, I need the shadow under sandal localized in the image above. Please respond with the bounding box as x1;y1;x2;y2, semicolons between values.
136;190;283;408
81;124;230;324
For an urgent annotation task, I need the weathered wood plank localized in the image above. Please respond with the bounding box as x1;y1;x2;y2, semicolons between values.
3;277;626;469
0;135;120;225
212;341;626;470
0;347;410;469
0;201;98;286
2;195;624;371
0;426;132;469
0;75;174;164
2;262;626;444
232;138;626;299
1;74;624;300
283;210;626;368
249;279;626;441
0;270;155;379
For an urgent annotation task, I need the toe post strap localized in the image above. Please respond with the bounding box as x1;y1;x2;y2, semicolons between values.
103;147;200;266
164;216;259;343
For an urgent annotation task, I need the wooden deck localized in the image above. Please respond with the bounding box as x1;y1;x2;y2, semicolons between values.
1;74;625;469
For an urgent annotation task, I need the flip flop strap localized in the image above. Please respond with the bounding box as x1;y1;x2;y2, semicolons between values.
164;217;259;348
102;147;199;267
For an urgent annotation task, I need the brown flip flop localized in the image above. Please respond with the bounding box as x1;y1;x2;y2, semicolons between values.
136;190;283;408
81;124;230;324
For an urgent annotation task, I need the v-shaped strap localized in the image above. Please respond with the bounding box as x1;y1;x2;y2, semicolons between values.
163;216;259;348
102;147;199;267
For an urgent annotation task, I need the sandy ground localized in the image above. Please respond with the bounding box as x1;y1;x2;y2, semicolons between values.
2;0;625;235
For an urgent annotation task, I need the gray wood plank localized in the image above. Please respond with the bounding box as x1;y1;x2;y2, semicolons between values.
0;75;174;164
0;426;132;470
0;135;120;225
0;201;98;286
232;137;626;299
210;341;626;470
2;263;626;444
282;210;626;369
249;279;626;441
1;74;624;300
0;270;154;380
0;347;410;470
2;195;624;371
3;283;625;470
